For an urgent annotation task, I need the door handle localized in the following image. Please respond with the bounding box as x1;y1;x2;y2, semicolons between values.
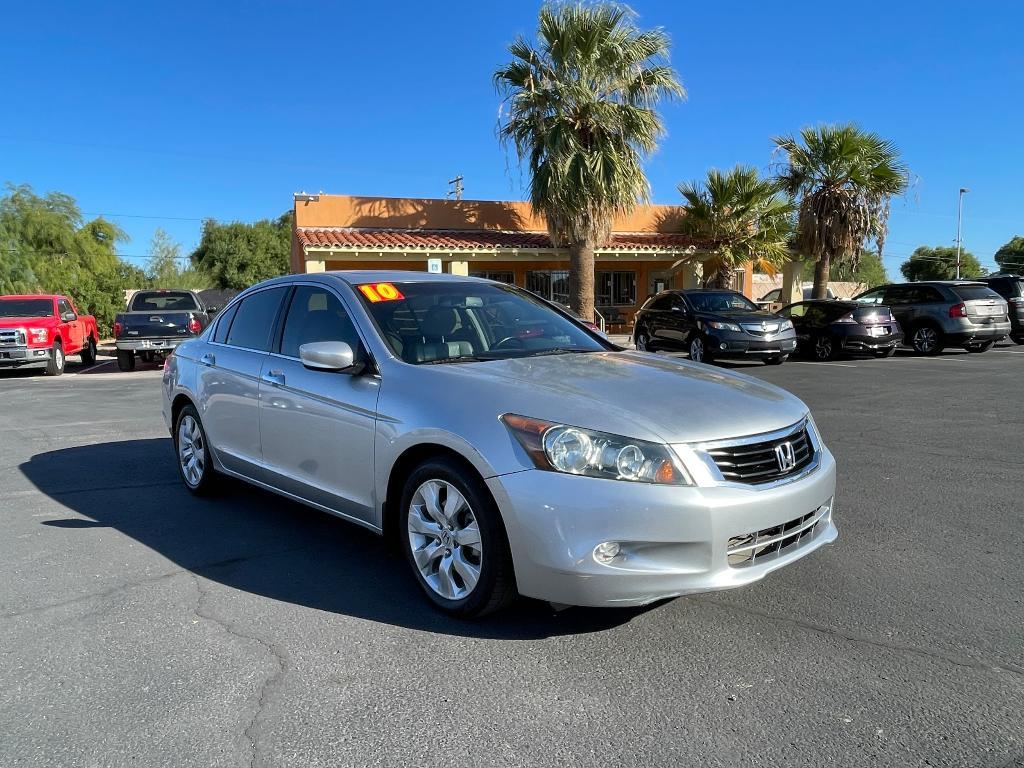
199;353;216;366
262;370;285;387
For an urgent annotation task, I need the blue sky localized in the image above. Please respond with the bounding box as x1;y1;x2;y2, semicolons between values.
2;1;1021;274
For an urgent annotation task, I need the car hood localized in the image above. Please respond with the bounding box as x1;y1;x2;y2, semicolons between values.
695;309;786;325
0;317;54;326
425;351;808;444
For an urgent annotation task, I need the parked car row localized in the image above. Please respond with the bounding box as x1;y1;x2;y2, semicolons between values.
633;279;1015;364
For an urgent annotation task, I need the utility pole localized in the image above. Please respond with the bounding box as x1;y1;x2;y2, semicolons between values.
955;187;969;279
447;175;464;201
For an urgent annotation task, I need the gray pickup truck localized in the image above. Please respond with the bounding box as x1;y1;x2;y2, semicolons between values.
114;290;216;371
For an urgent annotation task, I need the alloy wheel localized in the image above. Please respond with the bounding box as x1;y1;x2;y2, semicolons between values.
690;337;704;362
913;327;938;354
407;479;482;601
177;414;206;488
54;345;64;369
635;332;648;351
814;336;834;360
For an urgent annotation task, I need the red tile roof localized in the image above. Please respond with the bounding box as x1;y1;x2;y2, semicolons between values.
296;227;703;252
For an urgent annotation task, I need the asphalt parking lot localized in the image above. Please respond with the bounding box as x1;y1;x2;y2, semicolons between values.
1;348;1021;768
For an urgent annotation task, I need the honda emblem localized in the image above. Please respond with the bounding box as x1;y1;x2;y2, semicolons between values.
774;441;797;472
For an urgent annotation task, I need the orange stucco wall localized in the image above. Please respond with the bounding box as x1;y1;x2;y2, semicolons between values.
295;194;684;234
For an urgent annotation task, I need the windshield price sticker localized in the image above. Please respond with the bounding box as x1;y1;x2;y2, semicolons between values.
359;283;405;302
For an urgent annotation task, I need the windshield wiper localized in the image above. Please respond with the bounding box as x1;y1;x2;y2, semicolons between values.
418;355;493;365
522;347;594;358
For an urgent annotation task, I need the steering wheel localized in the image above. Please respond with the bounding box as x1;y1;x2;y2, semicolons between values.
492;336;526;351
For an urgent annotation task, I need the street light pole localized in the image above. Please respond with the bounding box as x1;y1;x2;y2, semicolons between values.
955;187;969;279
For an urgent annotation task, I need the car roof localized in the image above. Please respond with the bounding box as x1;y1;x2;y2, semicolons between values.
673;288;742;294
792;299;858;307
892;280;987;286
0;294;60;300
325;270;493;285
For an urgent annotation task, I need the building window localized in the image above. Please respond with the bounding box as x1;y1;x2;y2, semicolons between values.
526;270;569;305
596;271;637;307
470;270;515;285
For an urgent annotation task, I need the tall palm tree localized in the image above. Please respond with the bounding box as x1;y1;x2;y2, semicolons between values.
678;165;793;289
773;124;908;299
494;2;684;320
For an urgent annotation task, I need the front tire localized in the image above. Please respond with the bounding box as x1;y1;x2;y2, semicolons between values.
911;325;944;356
117;350;136;372
400;458;516;617
689;335;713;364
45;341;65;376
174;405;218;495
634;327;650;352
80;336;97;366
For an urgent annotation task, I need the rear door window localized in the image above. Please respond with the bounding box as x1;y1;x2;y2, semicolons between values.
224;288;287;351
212;303;240;344
648;295;673;311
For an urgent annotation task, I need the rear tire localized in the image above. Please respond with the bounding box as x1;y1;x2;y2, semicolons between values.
174;404;218;495
910;324;944;356
966;340;994;353
634;326;650;352
399;457;517;617
813;333;839;361
45;341;64;376
1012;335;1024;346
117;350;136;372
80;336;97;366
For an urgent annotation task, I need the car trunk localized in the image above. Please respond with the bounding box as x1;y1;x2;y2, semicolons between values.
952;286;1008;325
118;311;196;340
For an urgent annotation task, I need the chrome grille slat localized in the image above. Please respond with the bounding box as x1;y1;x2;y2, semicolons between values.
707;427;814;485
727;505;830;566
0;328;27;347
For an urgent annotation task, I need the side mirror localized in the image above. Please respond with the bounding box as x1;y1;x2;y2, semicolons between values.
61;311;77;322
207;306;219;315
299;341;360;373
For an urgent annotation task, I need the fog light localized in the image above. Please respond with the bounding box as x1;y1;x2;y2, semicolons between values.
594;541;621;563
720;342;727;350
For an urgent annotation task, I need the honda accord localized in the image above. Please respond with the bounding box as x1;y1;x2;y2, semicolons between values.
162;272;837;616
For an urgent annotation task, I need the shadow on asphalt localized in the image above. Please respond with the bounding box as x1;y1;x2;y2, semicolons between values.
20;438;653;639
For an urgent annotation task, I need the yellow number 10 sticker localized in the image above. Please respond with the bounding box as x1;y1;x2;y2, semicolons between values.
359;283;405;302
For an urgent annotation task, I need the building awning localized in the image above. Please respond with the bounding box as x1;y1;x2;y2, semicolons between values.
297;227;705;254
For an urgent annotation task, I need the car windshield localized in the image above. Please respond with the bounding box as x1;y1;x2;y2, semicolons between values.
0;299;53;318
687;292;759;312
130;291;200;311
357;280;608;364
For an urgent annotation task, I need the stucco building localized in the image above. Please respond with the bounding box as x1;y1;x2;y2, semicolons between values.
290;192;756;330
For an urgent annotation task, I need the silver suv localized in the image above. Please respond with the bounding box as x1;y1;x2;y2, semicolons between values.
853;281;1009;355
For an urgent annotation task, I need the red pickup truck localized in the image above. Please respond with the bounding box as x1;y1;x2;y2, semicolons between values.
0;294;100;376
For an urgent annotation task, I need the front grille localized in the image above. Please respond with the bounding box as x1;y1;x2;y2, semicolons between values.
740;321;781;337
707;424;814;484
727;504;829;567
0;328;26;347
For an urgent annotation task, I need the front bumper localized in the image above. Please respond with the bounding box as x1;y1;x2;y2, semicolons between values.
708;332;798;359
487;447;837;607
0;346;52;368
115;338;185;352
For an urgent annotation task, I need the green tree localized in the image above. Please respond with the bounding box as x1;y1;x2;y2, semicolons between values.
774;124;909;299
994;236;1024;273
900;246;985;281
494;2;684;321
0;183;132;332
677;165;793;288
190;212;292;289
830;249;888;287
146;228;209;289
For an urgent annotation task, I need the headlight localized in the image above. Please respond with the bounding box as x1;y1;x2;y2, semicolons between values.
501;414;692;485
28;328;48;343
780;319;794;331
702;320;741;332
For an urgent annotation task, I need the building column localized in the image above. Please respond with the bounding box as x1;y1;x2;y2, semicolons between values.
739;263;754;298
779;260;803;304
679;262;700;289
305;259;326;274
448;261;469;276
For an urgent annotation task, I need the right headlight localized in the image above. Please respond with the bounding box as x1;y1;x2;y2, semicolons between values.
702;320;741;332
501;414;693;485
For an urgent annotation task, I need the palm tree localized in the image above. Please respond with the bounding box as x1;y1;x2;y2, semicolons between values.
494;2;684;320
678;165;793;289
774;124;908;299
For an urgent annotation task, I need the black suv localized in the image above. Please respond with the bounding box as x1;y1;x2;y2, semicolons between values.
633;289;796;365
980;274;1024;344
853;281;1009;355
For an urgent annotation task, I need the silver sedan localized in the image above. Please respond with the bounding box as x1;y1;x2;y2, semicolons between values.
162;271;837;616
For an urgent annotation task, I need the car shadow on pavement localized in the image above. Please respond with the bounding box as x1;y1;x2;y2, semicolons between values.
20;439;654;639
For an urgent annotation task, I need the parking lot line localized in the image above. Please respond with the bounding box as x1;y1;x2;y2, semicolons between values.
788;361;858;368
